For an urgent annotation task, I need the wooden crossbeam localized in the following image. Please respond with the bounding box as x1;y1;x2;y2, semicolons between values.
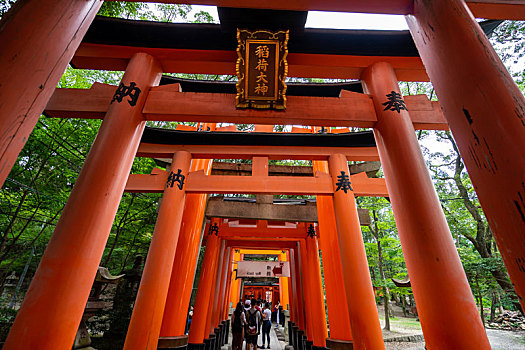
72;45;429;81
44;83;448;130
225;240;298;249
125;169;388;196
114;1;525;20
137;144;380;161
219;228;307;239
205;197;372;225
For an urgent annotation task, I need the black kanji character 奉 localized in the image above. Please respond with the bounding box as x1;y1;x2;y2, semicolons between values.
111;82;141;106
166;169;185;190
382;91;407;113
307;224;316;238
335;171;353;193
209;223;219;236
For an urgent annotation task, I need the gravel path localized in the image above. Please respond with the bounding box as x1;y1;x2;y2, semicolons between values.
384;329;525;349
487;329;525;349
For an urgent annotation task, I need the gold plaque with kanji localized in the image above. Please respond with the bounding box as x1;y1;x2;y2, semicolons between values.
236;29;289;110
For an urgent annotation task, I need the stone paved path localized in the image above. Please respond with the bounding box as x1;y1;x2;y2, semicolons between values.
225;324;283;350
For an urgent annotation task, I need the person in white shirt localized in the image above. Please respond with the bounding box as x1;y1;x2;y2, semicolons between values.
260;302;272;349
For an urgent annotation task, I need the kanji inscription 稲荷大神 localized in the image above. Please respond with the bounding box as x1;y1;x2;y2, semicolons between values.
236;29;288;109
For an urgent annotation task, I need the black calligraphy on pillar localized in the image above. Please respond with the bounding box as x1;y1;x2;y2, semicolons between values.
382;91;407;113
209;223;219;236
111;82;141;106
335;171;353;193
517;257;525;273
166;169;185;190
307;224;316;239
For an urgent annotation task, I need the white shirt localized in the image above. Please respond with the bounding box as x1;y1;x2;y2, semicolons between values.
262;308;272;321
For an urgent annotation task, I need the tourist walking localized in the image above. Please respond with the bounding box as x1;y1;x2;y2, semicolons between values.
274;301;280;328
260;302;272;349
231;302;246;350
245;298;262;350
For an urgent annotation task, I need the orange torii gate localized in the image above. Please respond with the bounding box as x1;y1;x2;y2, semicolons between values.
6;60;490;350
120;128;389;349
1;1;524;350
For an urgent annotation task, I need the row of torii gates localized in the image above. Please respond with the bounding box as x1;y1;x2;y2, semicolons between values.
1;0;525;349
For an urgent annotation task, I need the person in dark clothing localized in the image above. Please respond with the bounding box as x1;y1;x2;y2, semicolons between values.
245;298;262;350
231;302;246;350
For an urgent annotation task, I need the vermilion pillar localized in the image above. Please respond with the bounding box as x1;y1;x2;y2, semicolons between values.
124;151;192;349
288;251;297;323
161;152;215;336
211;243;228;331
0;0;101;187
305;235;329;348
328;154;384;350
229;250;241;307
290;248;305;331
205;239;223;339
406;0;525;311
313;160;353;342
279;251;290;310
298;241;313;341
188;232;221;346
222;249;234;320
4;53;161;349
361;62;490;349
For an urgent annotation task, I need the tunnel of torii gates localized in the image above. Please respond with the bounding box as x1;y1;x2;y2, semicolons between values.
1;0;525;349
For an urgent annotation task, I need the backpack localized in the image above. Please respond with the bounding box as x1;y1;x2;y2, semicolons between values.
246;309;258;335
232;310;243;333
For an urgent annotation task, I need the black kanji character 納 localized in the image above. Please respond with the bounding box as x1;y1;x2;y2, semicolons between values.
335;171;353;193
209;223;219;236
382;91;407;113
166;169;185;190
111;82;141;106
307;224;316;238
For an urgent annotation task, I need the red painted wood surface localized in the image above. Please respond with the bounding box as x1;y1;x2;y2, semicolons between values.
313;158;353;341
124;151;192;350
0;0;101;188
45;83;448;129
72;43;429;81
188;232;221;344
4;53;162;349
328;153;385;350
407;0;525;313
124;170;388;197
362;61;490;349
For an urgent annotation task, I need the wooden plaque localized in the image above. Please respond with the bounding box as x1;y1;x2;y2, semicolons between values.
236;29;289;110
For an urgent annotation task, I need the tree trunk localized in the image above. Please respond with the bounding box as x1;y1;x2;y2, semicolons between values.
476;274;485;327
490;291;497;323
496;291;504;314
445;133;519;308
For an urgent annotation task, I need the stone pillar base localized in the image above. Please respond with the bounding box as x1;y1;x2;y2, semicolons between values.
158;335;189;350
326;338;354;350
305;340;313;350
187;343;205;350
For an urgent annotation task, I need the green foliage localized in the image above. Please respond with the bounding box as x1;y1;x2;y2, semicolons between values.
0;0;16;17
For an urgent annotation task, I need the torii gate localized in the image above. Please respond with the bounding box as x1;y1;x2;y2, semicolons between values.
1;1;525;350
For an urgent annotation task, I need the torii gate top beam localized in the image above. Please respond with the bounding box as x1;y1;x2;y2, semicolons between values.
110;1;525;19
